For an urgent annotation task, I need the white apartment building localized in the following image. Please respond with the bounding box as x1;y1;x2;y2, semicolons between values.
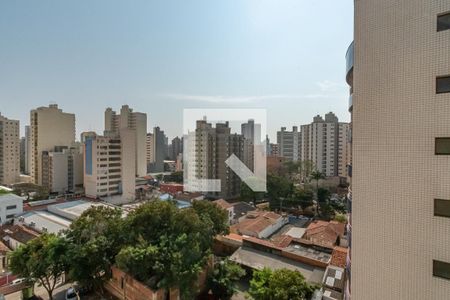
350;2;450;299
277;126;301;161
83;130;136;202
300;113;349;177
0;193;23;224
105;105;147;177
0;113;20;185
30;104;75;186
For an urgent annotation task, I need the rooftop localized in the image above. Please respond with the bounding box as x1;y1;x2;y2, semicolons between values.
213;199;233;210
17;211;72;234
230;202;256;220
0;224;39;245
330;246;348;269
47;200;113;221
301;220;345;249
230;247;325;284
283;243;332;265
231;211;283;236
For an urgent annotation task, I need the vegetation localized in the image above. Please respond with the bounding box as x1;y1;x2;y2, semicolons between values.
66;206;125;292
334;213;347;223
9;234;69;300
0;189;11;195
9;200;228;299
240;177;265;206
207;259;245;300
164;171;183;183
281;160;315;182
248;268;315;300
12;183;49;201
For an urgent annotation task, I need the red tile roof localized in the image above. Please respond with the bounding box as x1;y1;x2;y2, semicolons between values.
300;220;345;249
232;211;282;237
272;234;293;248
213;199;233;210
330;246;348;268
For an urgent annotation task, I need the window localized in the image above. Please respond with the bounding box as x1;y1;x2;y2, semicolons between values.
435;138;450;155
434;199;450;218
438;13;450;32
6;205;17;210
433;260;450;280
6;214;15;219
437;76;450;94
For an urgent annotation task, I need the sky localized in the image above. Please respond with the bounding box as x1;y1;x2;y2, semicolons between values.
0;0;353;141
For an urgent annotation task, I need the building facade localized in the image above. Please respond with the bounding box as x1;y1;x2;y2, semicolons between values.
149;127;167;173
105;105;147;177
30;104;75;186
0;113;20;185
277;126;301;162
193;120;244;199
41;146;83;194
350;2;450;299
83;131;136;201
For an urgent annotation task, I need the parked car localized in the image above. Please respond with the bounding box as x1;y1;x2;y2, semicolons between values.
11;278;26;285
65;287;78;300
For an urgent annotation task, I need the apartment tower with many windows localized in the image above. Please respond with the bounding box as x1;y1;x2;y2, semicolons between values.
351;1;450;299
0;113;20;185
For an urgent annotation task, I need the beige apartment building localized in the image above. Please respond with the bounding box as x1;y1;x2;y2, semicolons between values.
41;146;83;194
277;126;301;161
0;113;20;185
30;104;75;186
350;1;450;299
193;120;244;199
83;130;136;201
300;113;350;177
105;105;147;177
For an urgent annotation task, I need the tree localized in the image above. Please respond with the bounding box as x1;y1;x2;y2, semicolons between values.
192;200;229;236
267;175;294;210
310;170;325;216
207;259;245;300
164;171;183;183
317;187;331;203
9;234;69;300
240;178;264;207
66;206;124;292
293;188;314;211
248;268;315;300
334;213;347;223
120;201;222;298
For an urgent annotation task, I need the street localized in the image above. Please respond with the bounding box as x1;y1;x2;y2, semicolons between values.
5;282;71;300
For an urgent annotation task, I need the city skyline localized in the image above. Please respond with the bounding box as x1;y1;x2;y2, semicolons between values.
0;0;352;140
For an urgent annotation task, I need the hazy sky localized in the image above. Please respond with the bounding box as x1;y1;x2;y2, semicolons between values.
0;0;353;141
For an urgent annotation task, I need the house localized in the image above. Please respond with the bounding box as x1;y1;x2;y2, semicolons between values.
159;183;184;194
213;199;234;224
231;211;288;239
0;240;11;272
299;220;345;250
230;201;256;224
173;192;204;203
0;194;23;224
0;224;39;250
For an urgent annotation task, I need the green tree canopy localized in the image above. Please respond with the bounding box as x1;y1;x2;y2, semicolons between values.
248;268;315;300
9;234;69;300
207;259;245;300
119;201;228;298
66;206;125;291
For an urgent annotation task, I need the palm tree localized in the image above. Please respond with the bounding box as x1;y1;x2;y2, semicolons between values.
310;170;325;217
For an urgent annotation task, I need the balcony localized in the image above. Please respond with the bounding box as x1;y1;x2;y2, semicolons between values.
345;41;354;86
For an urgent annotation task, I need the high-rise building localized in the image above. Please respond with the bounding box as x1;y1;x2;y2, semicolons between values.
41;146;83;194
146;133;154;164
170;136;182;161
0;113;20;185
349;2;450;299
194;119;244;199
30;104;75;186
149;127;167;173
20;137;26;174
277;126;301;161
300;113;350;177
24;125;30;175
241;120;262;172
83;130;136;201
104;105;147;177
